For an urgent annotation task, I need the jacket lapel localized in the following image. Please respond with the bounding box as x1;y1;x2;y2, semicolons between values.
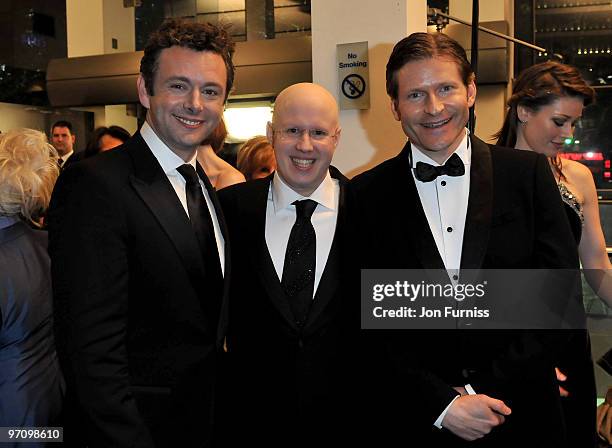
398;142;446;270
127;133;207;292
245;176;300;331
196;162;232;347
460;136;493;270
304;166;346;330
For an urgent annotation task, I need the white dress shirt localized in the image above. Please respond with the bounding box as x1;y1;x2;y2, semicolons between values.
265;171;339;297
140;121;225;275
59;150;74;165
409;130;472;429
411;130;471;278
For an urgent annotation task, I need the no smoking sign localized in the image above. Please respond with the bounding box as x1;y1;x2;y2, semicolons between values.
336;41;370;110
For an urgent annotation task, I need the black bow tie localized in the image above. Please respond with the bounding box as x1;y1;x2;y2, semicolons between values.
414;153;465;182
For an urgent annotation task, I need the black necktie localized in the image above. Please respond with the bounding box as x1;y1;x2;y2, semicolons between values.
414;153;465;182
177;164;222;280
281;199;318;327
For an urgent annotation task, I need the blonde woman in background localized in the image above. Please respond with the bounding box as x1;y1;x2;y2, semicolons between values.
0;128;64;442
197;119;245;190
237;135;276;180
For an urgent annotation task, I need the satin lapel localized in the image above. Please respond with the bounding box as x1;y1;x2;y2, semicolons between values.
305;167;346;330
400;142;445;270
461;136;493;270
245;176;299;331
127;134;207;289
196;162;231;347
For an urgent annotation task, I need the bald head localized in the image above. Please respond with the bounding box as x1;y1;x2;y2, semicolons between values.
267;83;341;197
273;83;339;128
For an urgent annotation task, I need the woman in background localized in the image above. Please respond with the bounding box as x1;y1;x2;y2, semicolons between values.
84;125;131;158
197;119;245;190
237;135;276;180
497;61;606;447
0;128;64;443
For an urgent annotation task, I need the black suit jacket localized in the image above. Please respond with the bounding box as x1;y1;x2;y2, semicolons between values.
351;136;588;447
217;167;351;447
48;132;230;448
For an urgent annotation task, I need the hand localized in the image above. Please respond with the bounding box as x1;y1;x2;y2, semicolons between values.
555;367;569;397
442;394;511;441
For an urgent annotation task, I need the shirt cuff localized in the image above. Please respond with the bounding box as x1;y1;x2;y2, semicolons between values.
433;394;461;429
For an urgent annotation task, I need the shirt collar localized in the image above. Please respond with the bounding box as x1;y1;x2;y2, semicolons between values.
140;121;197;174
411;128;471;168
0;215;19;230
61;150;74;163
271;170;337;213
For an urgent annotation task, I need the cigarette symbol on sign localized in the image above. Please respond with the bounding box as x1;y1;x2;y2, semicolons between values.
342;74;366;99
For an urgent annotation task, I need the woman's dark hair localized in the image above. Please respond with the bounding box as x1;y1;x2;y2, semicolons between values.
140;18;235;100
495;61;595;180
84;126;131;158
386;32;474;101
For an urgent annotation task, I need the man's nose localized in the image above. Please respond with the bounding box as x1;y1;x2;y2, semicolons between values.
424;94;444;115
184;91;204;113
296;130;314;151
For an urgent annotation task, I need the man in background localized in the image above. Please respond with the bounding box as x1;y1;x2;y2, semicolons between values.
50;120;76;167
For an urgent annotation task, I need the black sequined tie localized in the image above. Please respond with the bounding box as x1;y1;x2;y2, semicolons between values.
281;199;318;327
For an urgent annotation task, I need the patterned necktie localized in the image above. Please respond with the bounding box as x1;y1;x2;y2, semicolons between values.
414;153;465;182
281;199;318;327
177;164;222;280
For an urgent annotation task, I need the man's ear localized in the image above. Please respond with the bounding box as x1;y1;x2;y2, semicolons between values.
137;75;151;109
333;126;341;147
390;99;401;121
466;78;477;108
266;121;274;144
71;134;76;145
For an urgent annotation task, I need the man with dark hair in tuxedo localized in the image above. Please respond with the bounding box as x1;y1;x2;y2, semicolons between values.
48;19;234;447
51;120;77;167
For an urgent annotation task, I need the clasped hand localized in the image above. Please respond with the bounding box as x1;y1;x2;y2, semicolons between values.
441;387;512;441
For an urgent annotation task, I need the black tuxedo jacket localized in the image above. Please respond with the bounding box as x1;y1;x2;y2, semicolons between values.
351;136;589;447
217;167;351;447
48;132;230;448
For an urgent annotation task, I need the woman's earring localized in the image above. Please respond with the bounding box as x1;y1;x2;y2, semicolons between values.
518;118;527;125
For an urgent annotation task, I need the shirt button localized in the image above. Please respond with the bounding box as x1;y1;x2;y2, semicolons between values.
441;180;447;186
447;227;453;232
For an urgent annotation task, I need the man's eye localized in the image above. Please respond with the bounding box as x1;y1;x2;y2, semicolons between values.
441;85;453;92
203;88;218;96
311;129;328;137
285;128;300;135
170;84;186;90
408;92;422;100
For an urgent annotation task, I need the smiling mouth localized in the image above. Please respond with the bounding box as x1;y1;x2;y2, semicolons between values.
174;115;204;127
421;117;452;129
291;157;315;169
